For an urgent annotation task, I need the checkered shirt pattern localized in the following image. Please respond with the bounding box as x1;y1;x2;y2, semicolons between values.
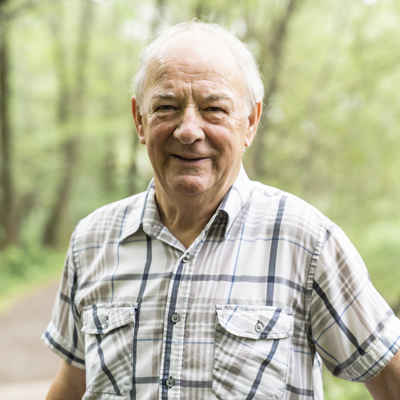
42;168;400;400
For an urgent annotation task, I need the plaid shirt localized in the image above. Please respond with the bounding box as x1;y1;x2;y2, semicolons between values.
43;168;400;400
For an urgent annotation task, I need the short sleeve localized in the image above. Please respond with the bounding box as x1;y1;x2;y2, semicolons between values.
41;230;85;369
309;224;400;382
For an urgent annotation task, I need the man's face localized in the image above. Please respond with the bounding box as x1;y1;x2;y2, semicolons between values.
132;33;261;200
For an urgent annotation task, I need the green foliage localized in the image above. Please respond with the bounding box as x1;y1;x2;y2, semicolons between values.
1;1;399;398
324;368;370;400
355;221;400;306
0;245;64;309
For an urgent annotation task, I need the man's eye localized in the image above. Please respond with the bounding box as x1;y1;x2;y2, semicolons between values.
155;105;176;112
205;106;226;113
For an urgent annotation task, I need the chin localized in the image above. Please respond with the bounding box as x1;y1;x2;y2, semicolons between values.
171;176;214;197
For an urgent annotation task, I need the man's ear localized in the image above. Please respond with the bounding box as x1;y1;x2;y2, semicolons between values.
244;101;262;148
131;97;146;144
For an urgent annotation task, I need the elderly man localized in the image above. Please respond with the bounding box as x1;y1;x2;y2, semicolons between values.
43;21;400;400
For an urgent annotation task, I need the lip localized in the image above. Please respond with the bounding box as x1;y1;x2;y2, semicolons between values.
171;154;209;162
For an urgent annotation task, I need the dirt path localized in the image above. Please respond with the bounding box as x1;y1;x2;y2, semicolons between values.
0;281;60;398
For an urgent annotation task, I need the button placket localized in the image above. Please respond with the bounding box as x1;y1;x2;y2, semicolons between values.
161;249;196;397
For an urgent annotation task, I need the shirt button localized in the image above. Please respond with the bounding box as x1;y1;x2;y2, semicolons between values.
165;376;175;389
101;315;109;329
255;320;264;333
182;254;192;263
170;312;180;324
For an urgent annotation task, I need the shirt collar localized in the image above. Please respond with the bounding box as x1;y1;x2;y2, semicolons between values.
119;165;253;242
118;180;155;242
216;165;252;237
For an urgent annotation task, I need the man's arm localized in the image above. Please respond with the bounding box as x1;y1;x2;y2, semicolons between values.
46;360;86;400
365;349;400;399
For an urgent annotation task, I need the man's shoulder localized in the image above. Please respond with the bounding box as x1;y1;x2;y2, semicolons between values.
249;180;333;234
73;191;147;242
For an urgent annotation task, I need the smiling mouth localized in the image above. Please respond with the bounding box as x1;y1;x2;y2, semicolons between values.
172;155;208;162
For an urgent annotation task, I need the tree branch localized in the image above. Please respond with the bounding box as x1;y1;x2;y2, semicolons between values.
249;0;300;179
0;0;39;24
42;0;95;247
0;18;18;247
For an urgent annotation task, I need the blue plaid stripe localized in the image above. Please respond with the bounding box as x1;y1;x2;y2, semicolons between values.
42;168;400;399
266;195;287;306
227;217;246;303
161;258;187;399
92;304;122;395
313;280;365;356
44;331;85;366
111;204;130;301
131;235;152;400
245;339;280;400
245;308;283;399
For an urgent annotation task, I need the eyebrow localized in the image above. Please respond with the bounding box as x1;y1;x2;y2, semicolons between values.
151;94;177;102
150;92;234;105
203;94;232;102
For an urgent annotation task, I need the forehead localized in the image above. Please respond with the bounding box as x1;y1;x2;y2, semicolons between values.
143;32;247;99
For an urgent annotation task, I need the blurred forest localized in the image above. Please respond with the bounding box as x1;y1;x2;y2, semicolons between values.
0;0;399;398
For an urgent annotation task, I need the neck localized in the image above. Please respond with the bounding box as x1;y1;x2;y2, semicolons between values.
155;185;227;248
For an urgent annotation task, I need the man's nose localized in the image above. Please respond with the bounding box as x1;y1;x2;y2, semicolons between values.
173;106;205;144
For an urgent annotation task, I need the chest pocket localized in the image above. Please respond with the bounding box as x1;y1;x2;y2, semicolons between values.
81;303;136;397
212;304;293;400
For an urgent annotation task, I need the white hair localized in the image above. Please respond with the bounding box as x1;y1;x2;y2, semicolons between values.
133;21;264;112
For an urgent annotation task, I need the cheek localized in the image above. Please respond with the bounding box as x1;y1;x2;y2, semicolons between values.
207;125;244;155
147;119;176;141
145;125;174;163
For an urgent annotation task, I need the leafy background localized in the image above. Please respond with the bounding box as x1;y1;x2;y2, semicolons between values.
1;0;399;398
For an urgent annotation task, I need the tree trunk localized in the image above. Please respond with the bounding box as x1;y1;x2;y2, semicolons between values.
0;0;42;247
194;1;208;19
250;0;299;180
127;128;140;195
100;8;120;197
0;21;17;247
102;135;117;195
126;0;168;196
0;0;38;21
42;0;94;247
151;0;167;36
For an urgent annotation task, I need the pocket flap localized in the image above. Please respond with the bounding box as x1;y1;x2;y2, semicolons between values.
81;303;136;335
216;304;292;340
